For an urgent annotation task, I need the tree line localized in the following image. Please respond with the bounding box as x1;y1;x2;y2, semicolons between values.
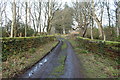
0;0;120;41
72;0;120;41
0;0;63;37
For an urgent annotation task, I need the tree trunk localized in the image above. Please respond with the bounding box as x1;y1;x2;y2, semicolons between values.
91;17;94;39
0;9;2;37
43;19;46;32
82;26;87;37
92;0;104;39
93;13;103;38
35;1;41;33
116;8;119;37
47;24;52;34
47;0;51;34
0;5;1;25
106;1;111;27
63;27;66;34
103;30;106;41
11;0;16;37
82;23;89;37
47;19;50;34
27;1;31;28
25;2;28;37
39;2;41;33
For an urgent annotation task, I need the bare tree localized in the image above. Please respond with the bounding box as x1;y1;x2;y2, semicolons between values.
72;1;91;37
46;0;61;34
0;1;7;27
30;2;36;34
38;1;42;33
28;2;31;28
92;0;106;40
36;1;42;33
90;8;94;40
11;0;16;37
105;0;111;27
25;2;28;37
114;0;120;37
43;3;48;32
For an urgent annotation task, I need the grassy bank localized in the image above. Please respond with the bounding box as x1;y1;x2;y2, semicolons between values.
76;37;120;61
69;38;119;78
2;41;58;78
1;36;55;61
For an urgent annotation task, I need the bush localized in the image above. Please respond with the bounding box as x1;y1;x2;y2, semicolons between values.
1;35;56;61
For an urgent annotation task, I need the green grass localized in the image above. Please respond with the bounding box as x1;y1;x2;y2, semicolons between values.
51;55;66;77
79;49;89;54
78;53;118;78
51;64;64;77
61;42;67;50
69;38;119;78
29;48;36;53
2;41;58;78
59;55;66;64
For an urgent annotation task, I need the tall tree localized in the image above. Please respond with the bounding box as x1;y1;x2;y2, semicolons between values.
52;3;73;34
90;9;94;40
106;0;111;27
0;1;7;27
46;0;61;34
36;1;42;33
25;2;28;37
72;1;91;37
11;0;16;37
38;1;42;33
114;0;120;37
92;0;106;40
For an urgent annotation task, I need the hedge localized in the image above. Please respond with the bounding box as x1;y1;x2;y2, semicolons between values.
1;35;56;61
76;37;120;60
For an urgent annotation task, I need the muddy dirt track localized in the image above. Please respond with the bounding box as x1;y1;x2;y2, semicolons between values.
19;38;85;78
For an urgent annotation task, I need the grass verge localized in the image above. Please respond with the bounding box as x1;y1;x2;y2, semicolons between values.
69;38;119;78
61;42;67;50
51;55;66;77
2;41;58;78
